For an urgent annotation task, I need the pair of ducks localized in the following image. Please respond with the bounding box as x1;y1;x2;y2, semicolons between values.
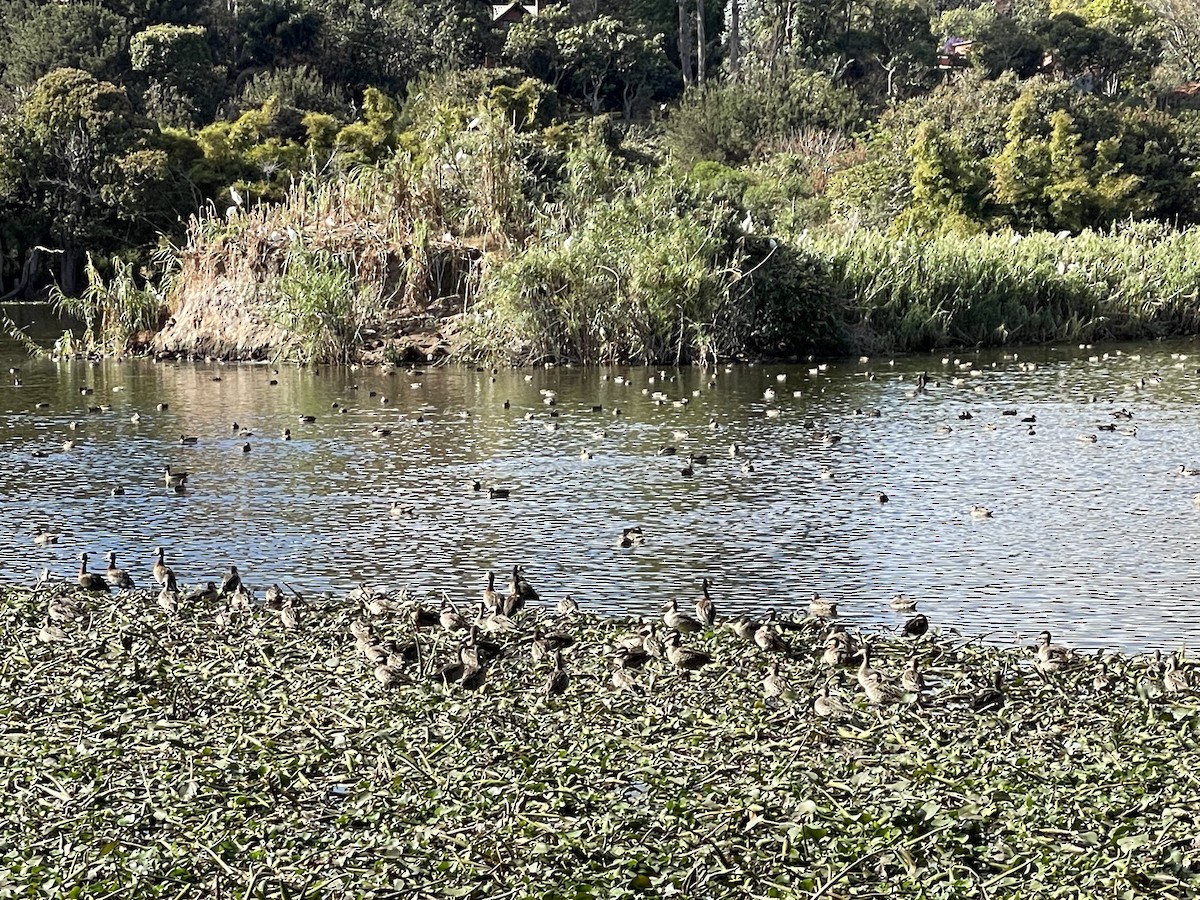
75;551;138;592
482;566;538;618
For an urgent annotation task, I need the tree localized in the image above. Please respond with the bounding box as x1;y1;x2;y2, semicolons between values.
131;24;223;125
502;6;573;89
1145;0;1200;81
0;69;182;294
2;3;132;92
558;17;672;117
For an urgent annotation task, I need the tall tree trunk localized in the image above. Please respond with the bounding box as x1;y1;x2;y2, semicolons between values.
696;0;707;83
728;0;739;81
678;0;695;87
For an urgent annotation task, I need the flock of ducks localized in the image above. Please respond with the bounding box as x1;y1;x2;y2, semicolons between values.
11;349;1200;672
31;545;1196;708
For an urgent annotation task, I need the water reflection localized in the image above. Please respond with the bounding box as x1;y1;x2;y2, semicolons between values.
2;338;1200;652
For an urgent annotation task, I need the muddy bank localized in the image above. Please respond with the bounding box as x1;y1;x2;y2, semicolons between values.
155;198;486;363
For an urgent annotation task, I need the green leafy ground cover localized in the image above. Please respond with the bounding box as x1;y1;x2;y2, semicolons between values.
1;583;1197;898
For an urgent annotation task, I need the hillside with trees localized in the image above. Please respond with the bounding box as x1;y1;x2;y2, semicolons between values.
2;0;1200;362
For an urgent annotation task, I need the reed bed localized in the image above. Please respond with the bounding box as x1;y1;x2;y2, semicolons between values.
2;582;1198;898
811;223;1200;353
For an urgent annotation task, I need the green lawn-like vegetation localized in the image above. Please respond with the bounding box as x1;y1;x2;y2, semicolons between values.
2;582;1198;898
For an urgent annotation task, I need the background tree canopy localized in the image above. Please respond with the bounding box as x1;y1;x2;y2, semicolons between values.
0;0;1197;305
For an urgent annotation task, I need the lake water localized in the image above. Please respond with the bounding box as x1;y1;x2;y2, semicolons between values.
2;313;1200;653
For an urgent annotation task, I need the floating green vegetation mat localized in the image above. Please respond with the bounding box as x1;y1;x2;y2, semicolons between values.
1;584;1198;899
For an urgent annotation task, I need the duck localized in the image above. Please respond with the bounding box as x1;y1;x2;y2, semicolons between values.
1092;658;1112;693
185;581;219;603
76;553;110;593
862;670;901;705
264;583;286;609
617;527;645;548
152;546;173;587
972;668;1006;712
219;565;241;597
374;662;409;689
642;623;667;659
440;599;469;632
889;593;916;612
158;571;180;613
32;525;60;546
163;465;189;489
544;651;569;696
1034;630;1075;673
482;571;501;613
813;681;848;718
509;565;539;603
179;435;198;445
662;598;703;634
856;641;882;689
969;505;993;519
754;622;790;654
809;593;838;618
410;603;442;630
740;458;755;474
664;632;713;672
695;577;716;627
727;616;761;644
279;599;300;630
876;492;889;504
1162;653;1190;695
680;455;695;477
389;501;415;518
488;487;510;500
475;605;518;634
902;614;929;638
1177;465;1200;477
557;594;580;615
762;661;792;699
104;551;135;590
901;657;925;694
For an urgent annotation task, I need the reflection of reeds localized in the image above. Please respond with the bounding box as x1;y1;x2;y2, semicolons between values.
0;314;46;356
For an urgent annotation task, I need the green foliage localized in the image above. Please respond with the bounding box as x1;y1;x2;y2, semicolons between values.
1;3;132;91
665;71;863;167
240;64;349;118
270;245;384;363
472;179;745;364
51;253;164;352
554;16;672;118
810;224;1200;351
131;23;222;125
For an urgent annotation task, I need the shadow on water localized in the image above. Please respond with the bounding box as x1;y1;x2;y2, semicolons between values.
2;336;1200;653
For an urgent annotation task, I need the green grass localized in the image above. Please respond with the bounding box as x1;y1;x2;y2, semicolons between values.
1;583;1198;898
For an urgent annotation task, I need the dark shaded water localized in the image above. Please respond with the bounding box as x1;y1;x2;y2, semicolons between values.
3;328;1200;652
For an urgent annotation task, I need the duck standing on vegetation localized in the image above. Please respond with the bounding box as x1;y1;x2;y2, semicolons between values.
158;571;180;613
507;565;538;610
557;594;580;615
664;632;713;673
76;553;110;593
1034;630;1076;674
152;546;174;587
663;598;703;634
695;577;716;627
104;551;135;590
219;565;241;598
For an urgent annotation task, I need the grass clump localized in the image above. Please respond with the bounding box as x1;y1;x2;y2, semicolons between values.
1;581;1198;898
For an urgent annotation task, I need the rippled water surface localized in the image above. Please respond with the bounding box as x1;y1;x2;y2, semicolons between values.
4;326;1200;652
